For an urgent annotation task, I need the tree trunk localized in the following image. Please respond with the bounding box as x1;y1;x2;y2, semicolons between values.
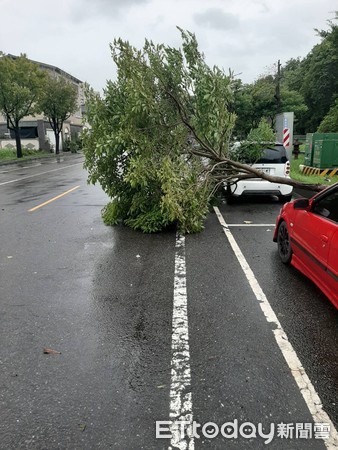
14;125;23;158
55;132;60;155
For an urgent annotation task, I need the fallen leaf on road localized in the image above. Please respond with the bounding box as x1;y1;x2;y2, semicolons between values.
78;423;86;432
157;385;166;389
7;256;13;259
43;348;61;355
136;254;141;258
244;221;253;224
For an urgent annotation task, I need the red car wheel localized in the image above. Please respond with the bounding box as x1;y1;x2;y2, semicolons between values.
277;221;293;264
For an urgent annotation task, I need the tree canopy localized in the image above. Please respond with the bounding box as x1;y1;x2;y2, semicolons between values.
233;72;307;138
291;15;338;132
317;99;338;132
39;76;78;154
301;16;338;132
0;53;46;157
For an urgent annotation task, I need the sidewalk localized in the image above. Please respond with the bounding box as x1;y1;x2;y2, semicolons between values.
0;151;84;167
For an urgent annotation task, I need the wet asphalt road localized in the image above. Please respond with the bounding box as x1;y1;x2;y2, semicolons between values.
0;156;337;449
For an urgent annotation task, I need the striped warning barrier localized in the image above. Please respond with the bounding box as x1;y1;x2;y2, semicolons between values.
301;166;338;177
302;166;320;175
319;169;330;177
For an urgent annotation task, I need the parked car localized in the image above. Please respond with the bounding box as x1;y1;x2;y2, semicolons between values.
227;143;293;202
273;182;338;309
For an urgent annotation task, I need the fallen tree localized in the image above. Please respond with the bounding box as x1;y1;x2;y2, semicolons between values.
83;29;326;233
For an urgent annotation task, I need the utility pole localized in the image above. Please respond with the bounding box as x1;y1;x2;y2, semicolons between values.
274;59;281;114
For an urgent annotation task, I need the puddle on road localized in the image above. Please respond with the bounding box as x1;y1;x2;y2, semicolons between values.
134;310;147;342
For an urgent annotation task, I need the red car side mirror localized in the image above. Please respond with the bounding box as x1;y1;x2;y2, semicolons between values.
293;198;311;210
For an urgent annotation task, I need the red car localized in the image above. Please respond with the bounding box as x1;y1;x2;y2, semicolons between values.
273;182;338;309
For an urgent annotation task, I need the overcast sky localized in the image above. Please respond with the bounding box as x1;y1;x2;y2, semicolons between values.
1;0;336;93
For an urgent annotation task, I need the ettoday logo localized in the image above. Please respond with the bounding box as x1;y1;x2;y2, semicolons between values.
156;420;330;444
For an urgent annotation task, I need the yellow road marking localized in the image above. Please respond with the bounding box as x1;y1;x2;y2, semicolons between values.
28;185;80;212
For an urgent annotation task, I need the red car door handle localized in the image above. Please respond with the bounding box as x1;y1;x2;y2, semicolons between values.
321;235;329;243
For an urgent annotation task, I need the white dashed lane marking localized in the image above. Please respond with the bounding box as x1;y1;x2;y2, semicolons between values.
169;234;194;450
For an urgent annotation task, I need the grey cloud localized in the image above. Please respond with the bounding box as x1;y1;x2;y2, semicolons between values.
253;0;270;13
84;0;149;10
70;0;150;23
194;8;239;30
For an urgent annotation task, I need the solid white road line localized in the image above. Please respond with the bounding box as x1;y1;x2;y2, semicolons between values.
214;206;338;449
0;163;42;174
0;162;83;187
169;234;194;450
226;223;275;227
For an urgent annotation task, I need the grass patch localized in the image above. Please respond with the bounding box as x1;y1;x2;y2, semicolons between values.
290;154;338;186
0;148;52;161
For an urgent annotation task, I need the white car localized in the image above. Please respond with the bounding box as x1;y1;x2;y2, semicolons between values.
226;143;293;202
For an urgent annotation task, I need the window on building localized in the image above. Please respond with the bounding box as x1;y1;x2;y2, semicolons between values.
10;127;38;139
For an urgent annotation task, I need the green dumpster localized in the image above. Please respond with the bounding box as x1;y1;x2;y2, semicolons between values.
312;133;338;169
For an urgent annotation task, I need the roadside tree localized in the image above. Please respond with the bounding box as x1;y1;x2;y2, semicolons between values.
233;74;307;137
298;14;338;132
39;77;78;154
83;29;326;234
0;53;46;158
317;99;338;133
